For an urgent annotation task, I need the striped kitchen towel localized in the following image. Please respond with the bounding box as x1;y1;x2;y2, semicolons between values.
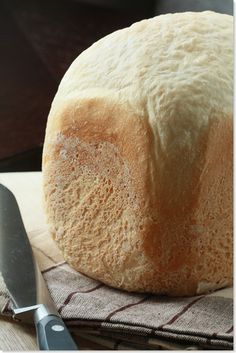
0;227;233;350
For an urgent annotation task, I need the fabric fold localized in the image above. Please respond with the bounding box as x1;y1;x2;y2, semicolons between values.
0;258;233;350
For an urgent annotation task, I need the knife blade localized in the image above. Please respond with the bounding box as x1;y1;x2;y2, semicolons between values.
0;184;78;350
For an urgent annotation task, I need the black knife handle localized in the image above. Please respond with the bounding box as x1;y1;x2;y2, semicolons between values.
36;314;78;350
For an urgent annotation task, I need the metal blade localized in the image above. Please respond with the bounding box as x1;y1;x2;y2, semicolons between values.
0;183;37;308
0;184;56;314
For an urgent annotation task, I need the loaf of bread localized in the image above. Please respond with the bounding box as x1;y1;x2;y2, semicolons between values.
42;11;233;296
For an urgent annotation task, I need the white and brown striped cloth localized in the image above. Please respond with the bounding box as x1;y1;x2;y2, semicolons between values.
0;172;233;350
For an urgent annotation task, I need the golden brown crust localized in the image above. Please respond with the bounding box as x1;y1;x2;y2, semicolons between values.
43;95;232;296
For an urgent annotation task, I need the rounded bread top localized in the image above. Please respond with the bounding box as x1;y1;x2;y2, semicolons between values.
55;11;233;117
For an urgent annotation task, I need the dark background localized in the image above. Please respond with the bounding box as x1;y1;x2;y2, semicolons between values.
0;0;233;172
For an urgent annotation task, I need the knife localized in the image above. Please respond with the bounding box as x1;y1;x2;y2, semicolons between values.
0;184;78;350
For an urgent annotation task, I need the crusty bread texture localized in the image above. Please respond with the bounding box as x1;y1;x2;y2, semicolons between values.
42;11;233;296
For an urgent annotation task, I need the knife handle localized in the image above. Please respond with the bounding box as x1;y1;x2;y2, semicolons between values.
36;314;78;350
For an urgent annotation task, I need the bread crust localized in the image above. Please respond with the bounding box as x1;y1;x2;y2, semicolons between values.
43;11;233;296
